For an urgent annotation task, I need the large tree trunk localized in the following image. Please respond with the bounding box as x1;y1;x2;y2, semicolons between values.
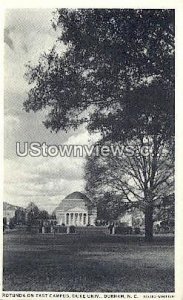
145;205;154;242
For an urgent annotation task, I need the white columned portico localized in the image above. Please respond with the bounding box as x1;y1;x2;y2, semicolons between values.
65;209;88;226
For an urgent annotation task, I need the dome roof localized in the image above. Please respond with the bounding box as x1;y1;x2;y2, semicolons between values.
65;191;91;201
54;191;93;213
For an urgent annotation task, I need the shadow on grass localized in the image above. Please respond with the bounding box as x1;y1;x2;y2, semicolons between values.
3;232;174;292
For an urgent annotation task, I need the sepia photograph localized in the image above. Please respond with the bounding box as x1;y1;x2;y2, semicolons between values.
3;7;175;295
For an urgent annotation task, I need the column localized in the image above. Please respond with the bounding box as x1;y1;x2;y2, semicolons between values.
79;213;82;226
71;213;73;225
75;213;77;226
75;213;78;226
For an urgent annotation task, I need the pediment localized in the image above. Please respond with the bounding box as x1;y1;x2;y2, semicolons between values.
66;206;87;213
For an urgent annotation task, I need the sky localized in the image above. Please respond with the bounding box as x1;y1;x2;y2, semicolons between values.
4;9;98;212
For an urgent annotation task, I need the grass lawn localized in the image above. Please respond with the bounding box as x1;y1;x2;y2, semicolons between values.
3;232;174;292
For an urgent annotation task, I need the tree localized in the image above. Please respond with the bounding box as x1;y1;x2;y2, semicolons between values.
26;203;40;226
154;193;174;231
38;210;49;220
15;208;26;225
85;135;174;240
24;9;174;241
26;203;50;226
94;191;131;222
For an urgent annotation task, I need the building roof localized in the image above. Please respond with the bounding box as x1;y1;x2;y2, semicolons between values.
54;191;93;213
3;202;23;211
65;191;91;201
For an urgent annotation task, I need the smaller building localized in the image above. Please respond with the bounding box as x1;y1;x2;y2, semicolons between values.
118;211;133;226
54;192;97;226
3;202;22;225
118;208;144;227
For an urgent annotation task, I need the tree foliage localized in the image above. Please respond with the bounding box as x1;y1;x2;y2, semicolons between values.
26;203;50;225
92;191;131;222
24;9;174;138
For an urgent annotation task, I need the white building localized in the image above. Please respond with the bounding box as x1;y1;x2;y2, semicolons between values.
118;208;144;227
3;202;20;224
54;192;97;226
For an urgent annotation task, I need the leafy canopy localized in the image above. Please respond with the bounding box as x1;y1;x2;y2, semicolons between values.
24;9;174;142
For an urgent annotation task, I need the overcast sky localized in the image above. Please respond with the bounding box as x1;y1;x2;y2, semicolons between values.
4;9;97;212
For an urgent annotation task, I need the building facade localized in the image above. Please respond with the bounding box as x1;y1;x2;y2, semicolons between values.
118;208;144;227
54;192;97;226
3;202;21;225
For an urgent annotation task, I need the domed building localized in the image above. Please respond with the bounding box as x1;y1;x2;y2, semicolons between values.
54;192;97;226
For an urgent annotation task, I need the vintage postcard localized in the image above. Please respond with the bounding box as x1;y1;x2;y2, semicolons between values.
0;0;183;299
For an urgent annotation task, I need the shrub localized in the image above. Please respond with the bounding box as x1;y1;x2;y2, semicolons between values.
115;226;132;234
55;226;67;233
9;218;15;229
134;227;141;234
69;225;76;233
